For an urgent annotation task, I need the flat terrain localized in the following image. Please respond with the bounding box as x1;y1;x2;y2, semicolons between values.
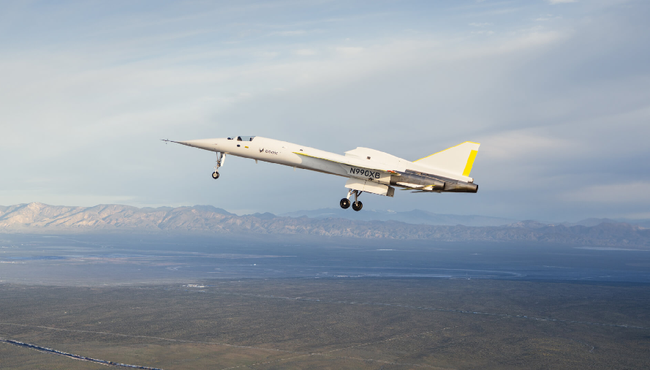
1;279;649;369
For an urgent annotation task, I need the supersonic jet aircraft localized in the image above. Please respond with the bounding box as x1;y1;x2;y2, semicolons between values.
163;136;479;212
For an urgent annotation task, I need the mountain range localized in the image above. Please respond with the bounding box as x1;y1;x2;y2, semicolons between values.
1;203;649;249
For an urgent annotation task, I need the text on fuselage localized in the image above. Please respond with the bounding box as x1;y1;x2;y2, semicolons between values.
350;167;381;179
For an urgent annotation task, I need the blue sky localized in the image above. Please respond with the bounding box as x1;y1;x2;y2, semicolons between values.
1;0;649;221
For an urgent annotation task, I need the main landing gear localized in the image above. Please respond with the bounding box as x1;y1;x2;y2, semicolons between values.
340;190;363;212
212;152;226;179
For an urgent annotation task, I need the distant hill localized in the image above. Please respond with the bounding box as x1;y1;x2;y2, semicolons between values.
1;203;649;249
281;208;515;227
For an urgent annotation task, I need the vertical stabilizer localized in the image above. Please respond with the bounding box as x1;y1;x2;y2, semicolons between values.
414;142;480;177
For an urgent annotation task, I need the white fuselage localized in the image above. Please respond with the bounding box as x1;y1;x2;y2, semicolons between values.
176;136;473;184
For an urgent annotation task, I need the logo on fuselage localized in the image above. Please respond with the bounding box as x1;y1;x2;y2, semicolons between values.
350;167;381;179
261;148;278;155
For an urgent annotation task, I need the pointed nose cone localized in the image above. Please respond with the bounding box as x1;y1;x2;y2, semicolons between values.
175;139;220;152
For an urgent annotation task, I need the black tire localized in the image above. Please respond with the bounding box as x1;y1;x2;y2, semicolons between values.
212;171;220;179
352;201;363;212
340;198;351;209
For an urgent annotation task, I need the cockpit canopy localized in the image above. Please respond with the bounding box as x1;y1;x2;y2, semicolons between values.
227;136;256;141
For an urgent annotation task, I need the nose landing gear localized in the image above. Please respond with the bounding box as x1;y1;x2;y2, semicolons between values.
340;189;363;211
212;152;226;180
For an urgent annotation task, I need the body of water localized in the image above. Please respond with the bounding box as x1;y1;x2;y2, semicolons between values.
1;233;649;285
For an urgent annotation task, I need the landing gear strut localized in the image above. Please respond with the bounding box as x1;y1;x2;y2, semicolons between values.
340;189;363;212
212;152;226;180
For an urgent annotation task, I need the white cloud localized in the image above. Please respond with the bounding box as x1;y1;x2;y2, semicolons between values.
294;48;318;56
255;51;280;58
549;0;578;4
500;30;565;50
478;130;578;161
335;46;364;56
535;14;562;21
272;30;307;36
471;30;495;35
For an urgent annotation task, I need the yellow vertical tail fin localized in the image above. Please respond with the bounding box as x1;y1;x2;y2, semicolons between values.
414;141;480;177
